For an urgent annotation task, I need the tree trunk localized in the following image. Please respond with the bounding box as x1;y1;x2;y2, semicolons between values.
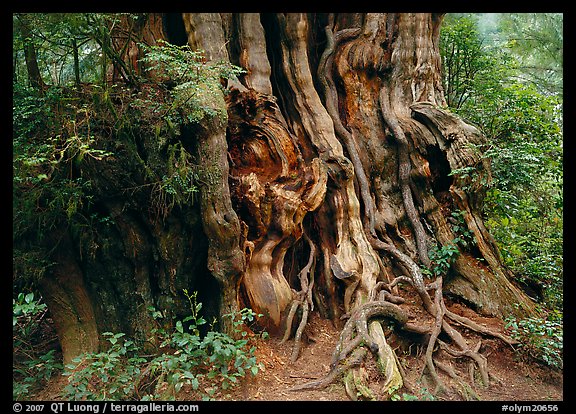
34;12;538;398
39;233;99;365
72;38;81;86
15;13;46;91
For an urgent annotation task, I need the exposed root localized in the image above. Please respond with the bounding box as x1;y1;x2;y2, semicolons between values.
331;300;407;368
369;320;403;393
435;360;480;401
288;296;408;395
289;347;367;391
369;281;405;304
355;308;379;353
343;370;357;400
282;231;316;362
378;88;430;266
286;17;521;399
335;336;363;369
317;16;376;236
315;232;516;400
344;367;376;400
438;339;489;387
392;345;416;394
423;276;446;393
445;308;518;346
296;246;511;399
369;235;435;311
289;256;513;400
366;232;512;389
290;300;309;363
280;300;300;343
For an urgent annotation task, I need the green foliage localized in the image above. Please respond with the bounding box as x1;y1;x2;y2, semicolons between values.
157;144;199;209
62;335;143;400
14;350;61;401
12;15;245;288
13;293;63;400
505;313;563;370
14;13;142;87
421;220;470;278
12;249;54;290
449;210;475;249
422;241;460;278
440;15;563;311
440;15;515;110
13;82;114;251
499;13;563;95
61;292;266;401
13;14;147;257
13;292;46;329
140;40;245;124
459;81;562;310
477;84;562;308
485;202;562;308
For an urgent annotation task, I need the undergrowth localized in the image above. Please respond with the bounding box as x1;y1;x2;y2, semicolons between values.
505;310;563;370
61;289;266;401
13;292;62;400
13;290;267;401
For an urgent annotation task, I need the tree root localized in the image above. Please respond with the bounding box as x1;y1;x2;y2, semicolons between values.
281;232;316;362
344;367;376;400
423;277;447;393
286;20;519;397
444;308;518;346
290;301;309;363
438;338;489;386
317;16;376;236
289;231;517;399
367;232;516;389
370;320;403;393
331;300;409;368
435;360;480;401
378;88;430;266
289;299;407;395
288;258;514;400
289;347;367;391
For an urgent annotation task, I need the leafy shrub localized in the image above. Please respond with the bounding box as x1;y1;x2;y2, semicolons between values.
139;40;245;125
152;143;201;219
13;292;62;400
505;313;563;370
63;332;146;400
422;240;460;278
13;292;46;331
449;210;476;249
61;291;266;401
13;82;114;262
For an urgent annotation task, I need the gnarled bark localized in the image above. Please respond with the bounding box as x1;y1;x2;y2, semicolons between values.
33;12;538;399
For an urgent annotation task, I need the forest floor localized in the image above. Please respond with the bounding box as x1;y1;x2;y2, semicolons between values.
32;299;562;403
222;310;563;402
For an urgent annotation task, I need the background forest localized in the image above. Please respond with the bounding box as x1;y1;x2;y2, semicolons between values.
13;13;563;400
